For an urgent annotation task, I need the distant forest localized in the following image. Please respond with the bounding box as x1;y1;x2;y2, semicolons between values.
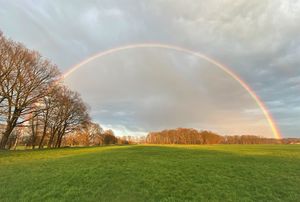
146;128;300;145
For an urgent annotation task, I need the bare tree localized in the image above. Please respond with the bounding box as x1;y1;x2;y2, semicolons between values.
86;122;104;146
46;87;90;148
0;34;60;149
37;86;63;149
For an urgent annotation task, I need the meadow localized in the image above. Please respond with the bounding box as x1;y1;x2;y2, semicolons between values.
0;145;300;201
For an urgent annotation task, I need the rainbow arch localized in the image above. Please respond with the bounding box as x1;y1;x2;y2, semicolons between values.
62;43;282;139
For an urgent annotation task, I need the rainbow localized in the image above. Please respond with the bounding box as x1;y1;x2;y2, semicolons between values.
61;43;282;139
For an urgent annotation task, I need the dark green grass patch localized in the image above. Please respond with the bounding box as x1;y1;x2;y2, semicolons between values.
0;145;299;201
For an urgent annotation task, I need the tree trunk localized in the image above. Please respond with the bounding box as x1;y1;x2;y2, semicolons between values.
31;117;36;149
56;124;66;148
13;134;19;150
0;124;15;149
0;109;21;149
57;131;65;148
39;111;49;149
47;127;55;148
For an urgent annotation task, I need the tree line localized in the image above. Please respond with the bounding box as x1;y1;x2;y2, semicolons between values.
0;32;92;149
62;123;145;147
146;128;283;144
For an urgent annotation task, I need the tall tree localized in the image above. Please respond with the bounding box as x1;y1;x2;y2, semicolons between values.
0;34;59;149
47;87;90;148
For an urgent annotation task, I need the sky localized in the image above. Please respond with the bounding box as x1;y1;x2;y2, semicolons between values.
0;0;299;137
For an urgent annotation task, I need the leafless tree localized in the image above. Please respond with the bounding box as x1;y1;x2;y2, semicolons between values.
86;122;104;146
46;86;90;148
0;34;60;149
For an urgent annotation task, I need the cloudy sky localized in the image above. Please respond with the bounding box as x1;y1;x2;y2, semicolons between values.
0;0;299;137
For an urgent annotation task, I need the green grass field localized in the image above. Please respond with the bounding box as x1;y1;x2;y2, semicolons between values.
0;145;300;202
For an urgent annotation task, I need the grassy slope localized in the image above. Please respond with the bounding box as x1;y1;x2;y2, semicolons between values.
0;145;299;202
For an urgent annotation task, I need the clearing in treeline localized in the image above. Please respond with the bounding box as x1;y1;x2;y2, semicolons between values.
0;144;299;202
